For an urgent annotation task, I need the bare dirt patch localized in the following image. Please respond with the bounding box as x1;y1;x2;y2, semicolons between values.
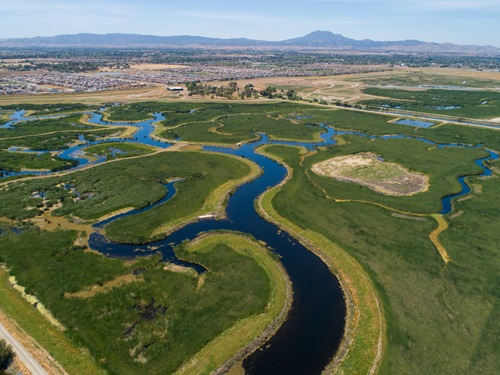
311;152;429;196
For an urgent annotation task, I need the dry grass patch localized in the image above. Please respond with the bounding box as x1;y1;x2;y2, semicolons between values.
65;274;143;299
311;152;429;196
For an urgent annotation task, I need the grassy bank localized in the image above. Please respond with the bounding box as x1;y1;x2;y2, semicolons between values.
256;144;383;375
0;263;109;375
174;233;290;375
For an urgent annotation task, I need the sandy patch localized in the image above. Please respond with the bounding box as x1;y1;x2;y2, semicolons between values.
311;152;429;196
163;263;198;278
164;142;190;152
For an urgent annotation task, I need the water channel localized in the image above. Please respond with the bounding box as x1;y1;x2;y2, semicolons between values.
2;109;499;373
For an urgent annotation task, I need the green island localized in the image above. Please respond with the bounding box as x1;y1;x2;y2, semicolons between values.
81;142;157;162
1;69;500;375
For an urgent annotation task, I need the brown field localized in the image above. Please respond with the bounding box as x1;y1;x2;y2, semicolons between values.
1;66;499;107
0;84;188;105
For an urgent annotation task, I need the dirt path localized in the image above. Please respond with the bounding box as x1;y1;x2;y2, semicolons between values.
0;321;49;375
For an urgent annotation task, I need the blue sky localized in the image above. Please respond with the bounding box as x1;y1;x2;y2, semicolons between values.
1;0;500;47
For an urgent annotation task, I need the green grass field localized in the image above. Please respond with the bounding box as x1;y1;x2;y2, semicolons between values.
0;103;98;116
261;140;499;374
0;114;96;138
360;87;500;119
349;73;500;89
0;150;252;244
306;135;486;214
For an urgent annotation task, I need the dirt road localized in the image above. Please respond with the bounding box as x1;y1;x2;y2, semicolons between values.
0;322;48;375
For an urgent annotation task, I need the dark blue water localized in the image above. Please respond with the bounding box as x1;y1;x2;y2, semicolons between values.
440;150;499;214
89;133;346;374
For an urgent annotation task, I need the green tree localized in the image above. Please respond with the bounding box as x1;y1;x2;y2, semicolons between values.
0;339;14;371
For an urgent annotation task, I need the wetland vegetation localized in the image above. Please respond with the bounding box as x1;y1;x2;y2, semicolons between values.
0;87;499;374
361;87;500;119
261;142;499;374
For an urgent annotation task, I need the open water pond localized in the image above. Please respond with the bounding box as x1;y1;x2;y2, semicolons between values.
395;118;435;128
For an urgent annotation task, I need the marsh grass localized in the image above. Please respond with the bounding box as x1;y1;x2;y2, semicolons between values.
0;151;77;172
361;87;500;119
0;226;274;375
82;142;156;160
306;135;487;214
263;143;499;374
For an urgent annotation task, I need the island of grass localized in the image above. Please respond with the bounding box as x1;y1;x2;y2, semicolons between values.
311;152;429;196
82;142;156;161
0;150;78;173
0;149;258;244
0;222;288;374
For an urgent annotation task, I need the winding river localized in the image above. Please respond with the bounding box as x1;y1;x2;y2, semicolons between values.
1;108;499;373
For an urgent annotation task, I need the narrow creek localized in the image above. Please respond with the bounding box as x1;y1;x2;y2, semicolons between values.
2;108;499;373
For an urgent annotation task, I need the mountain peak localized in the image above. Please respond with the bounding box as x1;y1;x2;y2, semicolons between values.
304;30;337;39
0;31;498;54
282;30;355;47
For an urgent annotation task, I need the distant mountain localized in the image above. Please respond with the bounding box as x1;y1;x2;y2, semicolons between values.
281;31;500;54
1;31;499;54
0;33;268;47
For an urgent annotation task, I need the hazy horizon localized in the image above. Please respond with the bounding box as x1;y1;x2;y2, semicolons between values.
1;0;500;47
